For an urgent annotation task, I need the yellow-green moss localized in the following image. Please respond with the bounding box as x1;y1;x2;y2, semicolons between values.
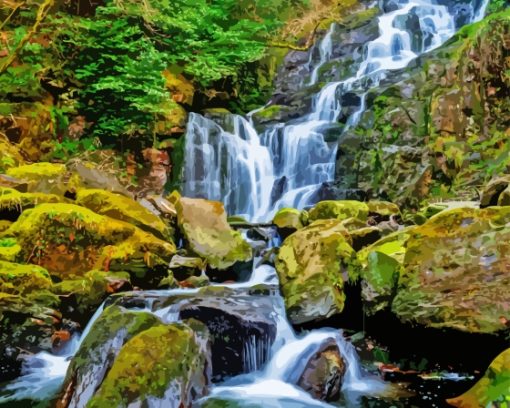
275;219;358;324
0;260;52;295
393;207;510;333
6;162;66;182
0;237;21;262
273;208;304;230
76;189;171;240
89;322;208;407
0;137;24;173
366;201;401;217
0;187;66;215
448;348;510;407
308;200;369;223
176;197;252;270
3;203;175;278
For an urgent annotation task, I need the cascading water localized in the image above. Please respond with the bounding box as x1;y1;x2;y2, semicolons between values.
183;0;490;222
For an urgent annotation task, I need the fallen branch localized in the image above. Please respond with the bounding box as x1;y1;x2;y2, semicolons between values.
0;0;54;75
268;21;321;51
0;1;26;31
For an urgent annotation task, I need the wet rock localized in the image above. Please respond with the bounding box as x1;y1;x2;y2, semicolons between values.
357;228;414;314
176;197;252;270
480;175;510;208
393;207;510;334
58;305;161;408
3;203;175;284
169;255;205;281
297;338;346;402
66;160;130;196
448;348;510;407
272;207;305;238
349;226;382;251
276;219;358;324
76;189;172;240
308;200;369;223
87;321;211;408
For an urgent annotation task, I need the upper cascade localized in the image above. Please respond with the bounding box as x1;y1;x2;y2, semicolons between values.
183;0;490;222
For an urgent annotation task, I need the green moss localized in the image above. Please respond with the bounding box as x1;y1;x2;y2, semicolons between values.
393;207;510;333
3;203;175;279
76;189;171;240
176;197;252;270
89;322;208;407
308;200;369;223
366;201;401;217
0;260;52;295
6;162;66;182
275;219;358;324
448;348;510;407
0;187;66;216
272;208;304;230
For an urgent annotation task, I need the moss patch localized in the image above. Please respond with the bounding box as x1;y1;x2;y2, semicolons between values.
308;200;369;223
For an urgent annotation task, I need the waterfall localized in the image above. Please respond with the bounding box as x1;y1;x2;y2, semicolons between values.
183;0;487;222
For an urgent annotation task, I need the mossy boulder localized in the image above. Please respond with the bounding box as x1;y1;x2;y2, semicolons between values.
273;207;305;238
480;175;510;208
349;226;382;251
88;322;211;408
53;270;131;319
76;189;171;240
357;228;414;314
58;305;161;408
366;201;401;219
308;200;369;223
448;348;510;407
275;219;358;324
3;203;175;282
6;162;66;183
393;207;510;333
0;260;53;297
176;197;252;270
0;187;66;219
410;201;479;225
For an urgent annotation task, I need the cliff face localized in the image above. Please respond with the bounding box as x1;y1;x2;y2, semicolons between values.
337;8;510;207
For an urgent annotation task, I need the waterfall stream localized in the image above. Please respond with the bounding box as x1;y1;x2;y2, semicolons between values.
183;0;490;222
0;0;491;406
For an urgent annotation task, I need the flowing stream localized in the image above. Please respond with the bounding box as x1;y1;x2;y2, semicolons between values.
183;0;489;222
0;0;490;406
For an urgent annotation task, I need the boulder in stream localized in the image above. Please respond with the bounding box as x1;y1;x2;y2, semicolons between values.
176;197;252;270
276;219;358;324
297;338;346;402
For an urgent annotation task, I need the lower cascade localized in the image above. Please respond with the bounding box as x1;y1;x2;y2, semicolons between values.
1;0;504;407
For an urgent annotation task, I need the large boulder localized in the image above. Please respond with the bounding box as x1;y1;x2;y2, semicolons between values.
58;305;161;408
448;348;510;407
275;219;358;324
308;200;369;223
176;197;252;270
87;322;211;408
297;338;346;402
2;203;175;284
393;207;510;334
357;228;414;314
75;189;171;240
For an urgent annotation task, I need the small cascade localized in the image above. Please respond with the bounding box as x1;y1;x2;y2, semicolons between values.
308;23;336;86
183;0;488;222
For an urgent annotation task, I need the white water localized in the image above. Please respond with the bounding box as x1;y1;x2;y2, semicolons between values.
184;0;490;222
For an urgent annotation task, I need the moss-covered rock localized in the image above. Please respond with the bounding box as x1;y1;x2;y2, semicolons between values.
357;228;414;314
393;206;510;333
6;162;66;183
3;203;175;282
273;208;305;239
275;219;357;324
308;200;369;223
0;187;66;219
176;197;252;270
448;348;510;408
0;260;53;296
88;322;211;408
0;136;24;174
480;175;510;208
349;226;382;251
76;189;171;240
53;270;131;318
58;305;161;408
366;201;401;218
